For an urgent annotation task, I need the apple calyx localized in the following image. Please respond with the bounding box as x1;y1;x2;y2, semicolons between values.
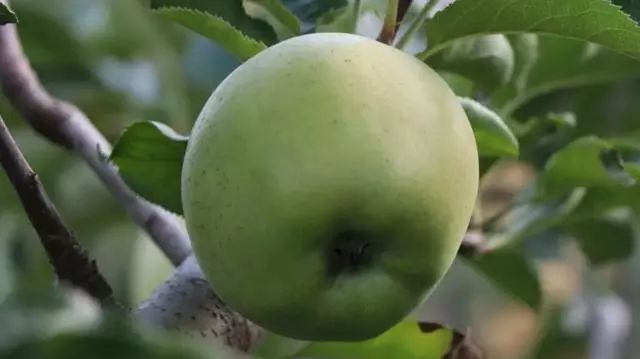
327;229;375;277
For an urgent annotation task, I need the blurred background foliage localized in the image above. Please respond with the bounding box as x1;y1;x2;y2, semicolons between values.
1;0;640;358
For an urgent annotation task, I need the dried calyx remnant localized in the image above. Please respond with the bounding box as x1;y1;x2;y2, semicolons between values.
328;229;375;277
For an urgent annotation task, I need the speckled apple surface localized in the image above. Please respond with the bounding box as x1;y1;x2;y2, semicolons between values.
182;33;478;341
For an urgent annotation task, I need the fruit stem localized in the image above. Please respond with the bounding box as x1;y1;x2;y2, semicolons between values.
378;0;399;44
349;0;363;34
395;0;438;50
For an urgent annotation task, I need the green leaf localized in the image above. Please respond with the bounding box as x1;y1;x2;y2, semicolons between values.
565;219;635;265
420;0;640;63
438;72;475;97
297;320;454;359
315;3;357;33
613;0;640;23
429;34;515;90
528;307;587;359
242;0;301;40
7;5;90;78
253;332;309;358
465;248;542;309
2;333;162;359
110;121;187;214
0;324;242;359
459;97;519;158
612;137;640;181
558;82;640;136
625;163;640;180
491;189;586;244
572;185;640;219
152;0;276;43
153;7;267;61
495;35;640;115
282;0;347;33
513;112;577;168
508;34;539;92
541;136;638;193
0;3;17;25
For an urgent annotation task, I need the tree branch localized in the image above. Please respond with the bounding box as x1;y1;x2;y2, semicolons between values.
378;0;413;45
378;0;400;44
396;0;413;34
0;1;191;266
395;0;438;50
459;231;488;257
136;256;263;352
0;6;264;352
0;112;117;307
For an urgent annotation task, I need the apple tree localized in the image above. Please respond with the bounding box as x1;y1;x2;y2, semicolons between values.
1;0;640;358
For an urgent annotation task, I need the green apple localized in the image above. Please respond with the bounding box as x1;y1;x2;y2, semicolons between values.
182;33;478;341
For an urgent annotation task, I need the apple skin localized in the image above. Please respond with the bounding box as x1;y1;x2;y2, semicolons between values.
182;33;478;341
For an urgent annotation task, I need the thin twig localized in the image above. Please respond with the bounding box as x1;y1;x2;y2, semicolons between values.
378;0;400;44
395;0;438;50
0;113;118;307
459;231;488;257
349;0;363;34
136;256;263;352
0;1;191;266
395;0;413;35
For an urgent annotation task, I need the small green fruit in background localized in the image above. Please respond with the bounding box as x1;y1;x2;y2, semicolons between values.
182;33;478;341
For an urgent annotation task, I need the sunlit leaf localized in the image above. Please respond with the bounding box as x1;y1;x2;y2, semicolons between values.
494;36;640;115
541;136;638;192
459;97;519;158
429;35;514;90
421;0;640;63
153;7;267;61
152;0;276;42
297;320;459;359
0;3;17;25
243;0;301;40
